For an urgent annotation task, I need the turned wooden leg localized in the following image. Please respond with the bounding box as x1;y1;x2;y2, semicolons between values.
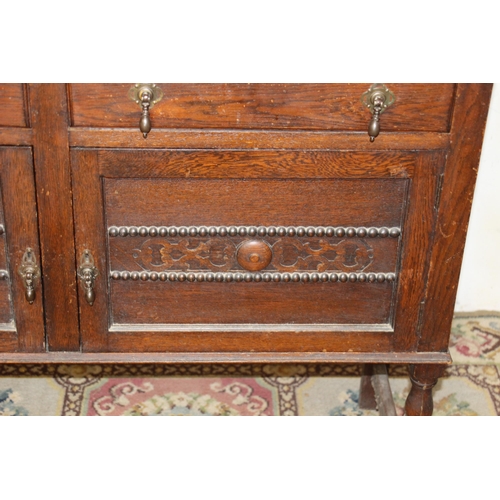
405;364;446;416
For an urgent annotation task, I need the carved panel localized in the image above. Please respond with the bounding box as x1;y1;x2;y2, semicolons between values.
273;238;374;273
125;236;378;273
108;224;401;281
134;238;237;272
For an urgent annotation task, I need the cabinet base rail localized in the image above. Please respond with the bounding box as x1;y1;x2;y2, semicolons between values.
0;351;451;364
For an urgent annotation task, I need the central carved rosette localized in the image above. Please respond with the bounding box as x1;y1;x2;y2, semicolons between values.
237;240;273;271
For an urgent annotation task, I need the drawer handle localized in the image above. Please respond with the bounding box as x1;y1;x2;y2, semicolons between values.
77;250;99;306
361;84;396;142
128;84;164;138
18;247;40;304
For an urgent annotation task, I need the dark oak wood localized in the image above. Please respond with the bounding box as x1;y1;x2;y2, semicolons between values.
0;281;13;325
0;128;33;146
29;84;80;351
0;148;45;352
71;149;109;352
110;281;394;326
106;328;395;353
0;84;492;416
98;149;417;179
104;177;407;227
0;351;452;364
73;147;411;352
418;84;493;353
0;84;27;128
405;364;446;416
109;234;399;274
69;84;456;132
69;129;450;150
236;240;273;271
392;151;446;351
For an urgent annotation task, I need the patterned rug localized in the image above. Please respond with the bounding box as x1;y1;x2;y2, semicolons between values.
1;311;499;416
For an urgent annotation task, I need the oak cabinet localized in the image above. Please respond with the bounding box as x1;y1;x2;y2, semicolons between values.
0;83;493;415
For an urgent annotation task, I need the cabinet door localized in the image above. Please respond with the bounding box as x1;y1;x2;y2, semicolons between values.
0;148;45;352
71;148;442;355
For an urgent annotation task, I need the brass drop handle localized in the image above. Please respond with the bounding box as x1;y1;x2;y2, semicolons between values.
77;250;99;306
361;84;396;142
128;84;164;138
18;248;40;304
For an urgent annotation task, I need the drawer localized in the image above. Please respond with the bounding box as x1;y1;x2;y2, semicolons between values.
0;84;27;127
69;83;456;133
71;148;442;354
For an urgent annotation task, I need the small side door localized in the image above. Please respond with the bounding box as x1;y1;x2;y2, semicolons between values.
0;147;45;352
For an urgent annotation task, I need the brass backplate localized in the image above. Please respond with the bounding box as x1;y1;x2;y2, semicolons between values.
128;84;164;108
361;84;396;114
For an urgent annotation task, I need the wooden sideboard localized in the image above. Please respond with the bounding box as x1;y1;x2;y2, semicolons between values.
0;83;492;415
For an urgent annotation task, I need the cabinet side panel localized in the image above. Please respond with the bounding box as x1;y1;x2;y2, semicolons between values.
392;151;446;350
418;84;493;352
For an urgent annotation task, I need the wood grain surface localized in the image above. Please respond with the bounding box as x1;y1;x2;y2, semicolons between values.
393;151;445;351
104;178;407;227
69;83;456;132
0;84;27;128
0;350;452;364
0;128;33;146
1;83;492;416
98;149;417;179
0;148;45;352
69;129;450;150
417;84;493;352
0;84;491;394
29;85;80;351
110;280;394;326
108;234;399;274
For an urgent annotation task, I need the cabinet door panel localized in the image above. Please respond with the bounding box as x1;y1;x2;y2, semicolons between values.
0;148;45;352
72;149;440;355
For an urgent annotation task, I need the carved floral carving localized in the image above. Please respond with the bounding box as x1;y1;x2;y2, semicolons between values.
129;236;375;273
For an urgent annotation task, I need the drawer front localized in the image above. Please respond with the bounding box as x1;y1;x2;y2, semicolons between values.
71;148;441;354
69;83;455;133
0;84;27;127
